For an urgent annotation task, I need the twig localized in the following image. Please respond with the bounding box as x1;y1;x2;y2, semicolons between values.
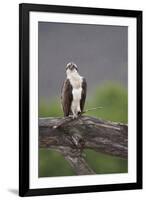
82;107;103;114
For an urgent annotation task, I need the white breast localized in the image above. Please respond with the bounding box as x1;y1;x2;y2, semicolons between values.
72;88;82;101
69;74;83;117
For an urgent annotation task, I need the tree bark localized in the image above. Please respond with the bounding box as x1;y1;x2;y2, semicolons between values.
39;116;128;175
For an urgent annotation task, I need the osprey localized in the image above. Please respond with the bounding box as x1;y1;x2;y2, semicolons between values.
61;62;87;118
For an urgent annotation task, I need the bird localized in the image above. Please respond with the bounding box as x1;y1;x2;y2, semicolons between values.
61;62;87;119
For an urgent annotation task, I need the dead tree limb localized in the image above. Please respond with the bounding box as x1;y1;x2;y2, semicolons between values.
39;116;128;175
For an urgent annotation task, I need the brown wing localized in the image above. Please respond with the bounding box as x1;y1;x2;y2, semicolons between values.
80;77;87;112
61;79;73;116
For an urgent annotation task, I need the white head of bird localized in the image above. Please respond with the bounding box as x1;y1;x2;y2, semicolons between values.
65;62;80;79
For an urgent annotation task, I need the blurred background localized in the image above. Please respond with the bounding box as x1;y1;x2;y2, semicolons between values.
38;22;128;177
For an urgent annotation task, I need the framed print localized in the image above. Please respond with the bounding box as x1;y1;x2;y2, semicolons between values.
19;3;142;197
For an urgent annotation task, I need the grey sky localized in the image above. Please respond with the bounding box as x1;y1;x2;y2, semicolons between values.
38;22;128;101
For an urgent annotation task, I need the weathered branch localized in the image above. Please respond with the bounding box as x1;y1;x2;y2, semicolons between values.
39;116;128;175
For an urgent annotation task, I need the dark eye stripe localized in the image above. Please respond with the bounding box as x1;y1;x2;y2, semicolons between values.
66;63;78;71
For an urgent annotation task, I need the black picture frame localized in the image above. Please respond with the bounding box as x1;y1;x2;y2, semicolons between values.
19;3;143;197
